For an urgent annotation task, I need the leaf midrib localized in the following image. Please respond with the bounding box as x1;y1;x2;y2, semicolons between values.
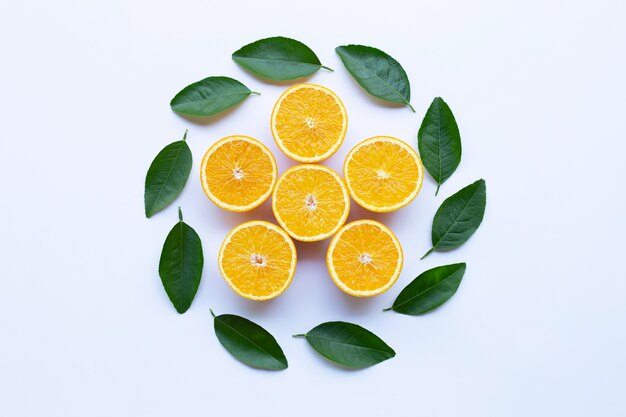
219;319;284;366
436;100;443;184
175;90;250;104
234;55;320;66
306;334;392;356
341;50;410;106
432;186;481;249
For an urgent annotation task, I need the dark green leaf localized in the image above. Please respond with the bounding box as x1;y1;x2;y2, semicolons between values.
232;36;332;81
158;208;203;313
170;76;258;117
294;321;395;369
422;179;487;259
385;263;466;315
144;130;192;218
212;310;287;370
418;97;462;195
335;44;414;111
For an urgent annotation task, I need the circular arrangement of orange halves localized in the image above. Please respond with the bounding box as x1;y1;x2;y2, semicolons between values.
200;83;424;300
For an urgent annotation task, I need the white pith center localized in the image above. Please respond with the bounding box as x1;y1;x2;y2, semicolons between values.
304;117;316;129
305;194;317;211
376;169;390;180
250;253;266;267
359;253;373;265
233;167;244;180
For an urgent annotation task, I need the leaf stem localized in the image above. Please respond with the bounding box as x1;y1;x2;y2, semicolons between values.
382;307;392;312
250;91;261;95
178;206;183;221
210;308;216;318
292;333;306;338
435;183;441;196
407;102;416;113
420;248;434;260
182;129;188;141
321;65;334;72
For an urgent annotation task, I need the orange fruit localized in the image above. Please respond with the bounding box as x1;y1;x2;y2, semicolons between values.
218;221;297;300
270;84;347;162
272;164;350;242
344;136;423;212
200;135;277;212
327;220;403;297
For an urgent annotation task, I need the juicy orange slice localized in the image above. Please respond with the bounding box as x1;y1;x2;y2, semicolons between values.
344;136;423;212
327;220;403;297
218;221;297;300
272;164;350;242
270;84;347;162
200;135;277;212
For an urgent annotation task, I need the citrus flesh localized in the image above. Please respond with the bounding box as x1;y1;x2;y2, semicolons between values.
218;221;297;300
344;136;424;212
272;164;350;242
271;84;347;163
200;135;277;212
327;220;403;297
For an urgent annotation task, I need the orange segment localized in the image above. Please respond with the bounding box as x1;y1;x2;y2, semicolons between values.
327;220;403;297
271;84;347;162
344;136;423;212
200;135;277;212
272;164;350;242
218;221;297;300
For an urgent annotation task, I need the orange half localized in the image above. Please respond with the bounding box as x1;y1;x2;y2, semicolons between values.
200;135;277;212
271;84;347;162
343;136;423;212
272;164;350;242
218;221;297;300
327;220;403;297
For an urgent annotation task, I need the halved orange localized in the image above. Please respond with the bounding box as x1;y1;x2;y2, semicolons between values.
272;164;350;242
200;135;277;212
344;136;423;212
218;221;297;300
270;84;347;162
327;220;403;297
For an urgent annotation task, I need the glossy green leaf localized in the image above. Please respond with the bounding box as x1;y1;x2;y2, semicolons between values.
211;310;287;370
158;208;203;313
385;263;466;315
335;44;414;111
418;97;462;195
144;130;192;218
232;36;332;81
422;179;487;259
294;321;395;369
170;76;258;117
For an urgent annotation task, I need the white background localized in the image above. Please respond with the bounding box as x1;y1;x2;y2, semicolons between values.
1;0;625;416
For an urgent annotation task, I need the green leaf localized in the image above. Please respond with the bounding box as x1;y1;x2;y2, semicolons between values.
158;208;203;313
422;179;487;259
418;97;462;195
170;76;259;117
211;310;288;370
232;36;332;81
335;44;414;111
385;263;466;315
294;321;395;369
144;130;192;218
